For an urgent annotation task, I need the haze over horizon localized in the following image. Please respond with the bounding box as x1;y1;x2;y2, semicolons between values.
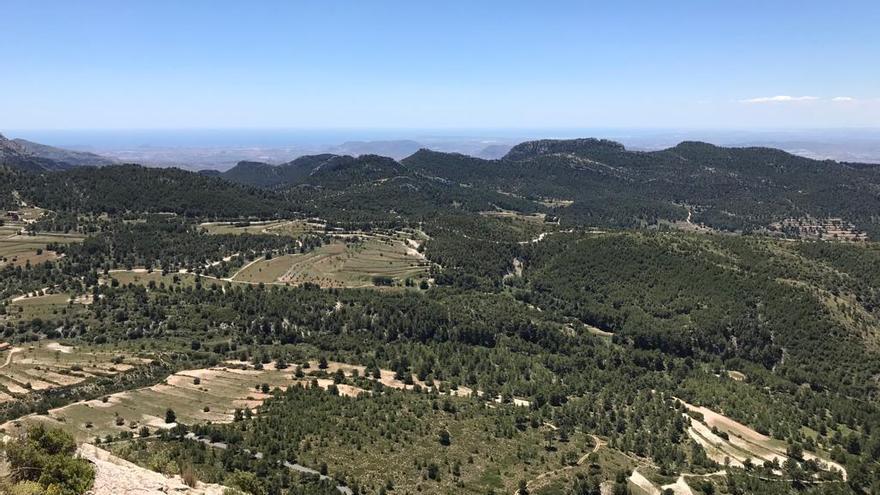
2;0;879;131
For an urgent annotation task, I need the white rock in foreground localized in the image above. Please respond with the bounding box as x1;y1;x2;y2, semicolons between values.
79;443;229;495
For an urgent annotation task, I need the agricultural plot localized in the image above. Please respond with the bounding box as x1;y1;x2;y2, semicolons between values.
1;206;82;266
0;224;20;238
0;341;144;404
1;356;519;445
6;292;90;322
479;209;554;240
679;399;846;480
480;209;548;224
536;198;575;208
232;237;429;288
106;269;206;289
200;219;322;236
3;364;295;443
0;232;84;267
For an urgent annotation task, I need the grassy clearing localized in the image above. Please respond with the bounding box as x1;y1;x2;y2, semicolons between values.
536;198;574;208
106;270;206;290
233;237;429;288
0;232;84;267
0;225;21;237
480;209;548;224
5;292;90;322
200;219;321;236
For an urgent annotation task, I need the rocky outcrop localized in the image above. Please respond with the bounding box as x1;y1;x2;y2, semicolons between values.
79;444;229;495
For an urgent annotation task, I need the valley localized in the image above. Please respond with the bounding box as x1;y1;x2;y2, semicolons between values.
1;137;879;495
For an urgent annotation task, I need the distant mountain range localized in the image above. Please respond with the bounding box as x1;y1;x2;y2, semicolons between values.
0;133;117;171
6;132;880;237
215;137;880;237
220;154;407;189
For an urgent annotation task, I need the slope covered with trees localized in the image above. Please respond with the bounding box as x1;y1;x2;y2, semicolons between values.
2;135;880;494
404;139;880;236
4;164;298;218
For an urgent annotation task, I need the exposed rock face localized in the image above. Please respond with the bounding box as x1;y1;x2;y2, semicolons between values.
79;443;229;495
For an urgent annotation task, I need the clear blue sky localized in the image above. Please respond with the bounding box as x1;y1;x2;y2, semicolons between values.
2;0;878;130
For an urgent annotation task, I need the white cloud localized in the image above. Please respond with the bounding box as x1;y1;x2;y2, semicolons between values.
831;96;855;102
740;95;819;104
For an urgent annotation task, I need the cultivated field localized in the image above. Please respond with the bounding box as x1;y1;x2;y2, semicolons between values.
106;269;206;289
3;363;296;443
678;399;846;480
0;341;145;404
480;209;548;224
5;292;91;323
232;236;429;288
1;206;84;267
0;232;84;267
536;198;574;208
1;356;522;444
200;219;322;236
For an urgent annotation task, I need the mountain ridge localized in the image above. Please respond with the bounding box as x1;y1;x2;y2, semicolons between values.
0;132;117;171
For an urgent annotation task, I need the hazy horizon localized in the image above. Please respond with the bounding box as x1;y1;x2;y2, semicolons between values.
7;126;880;169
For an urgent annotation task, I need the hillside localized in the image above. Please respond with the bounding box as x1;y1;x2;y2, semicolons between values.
0;133;115;171
6;164;298;217
0;133;69;172
2;136;880;495
12;138;117;167
222;153;407;189
404;139;880;237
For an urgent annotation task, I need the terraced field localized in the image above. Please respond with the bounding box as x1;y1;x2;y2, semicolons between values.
3;363;295;442
0;342;145;404
679;399;846;480
232;237;429;288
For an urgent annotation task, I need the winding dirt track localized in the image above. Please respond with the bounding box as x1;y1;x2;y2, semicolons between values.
0;348;22;369
515;434;607;494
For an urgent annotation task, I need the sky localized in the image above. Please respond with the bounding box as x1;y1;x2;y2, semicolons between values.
2;0;879;131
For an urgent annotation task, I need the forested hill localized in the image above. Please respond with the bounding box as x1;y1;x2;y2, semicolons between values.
502;137;627;160
222;154;407;189
8;135;880;236
403;139;880;237
0;132;115;171
11;137;117;167
221;154;340;188
0;133;71;172
4;164;298;218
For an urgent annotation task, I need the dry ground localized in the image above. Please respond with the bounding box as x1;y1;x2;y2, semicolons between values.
678;399;846;480
0;232;84;267
200;219;322;236
232;237;429;288
0;341;145;404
